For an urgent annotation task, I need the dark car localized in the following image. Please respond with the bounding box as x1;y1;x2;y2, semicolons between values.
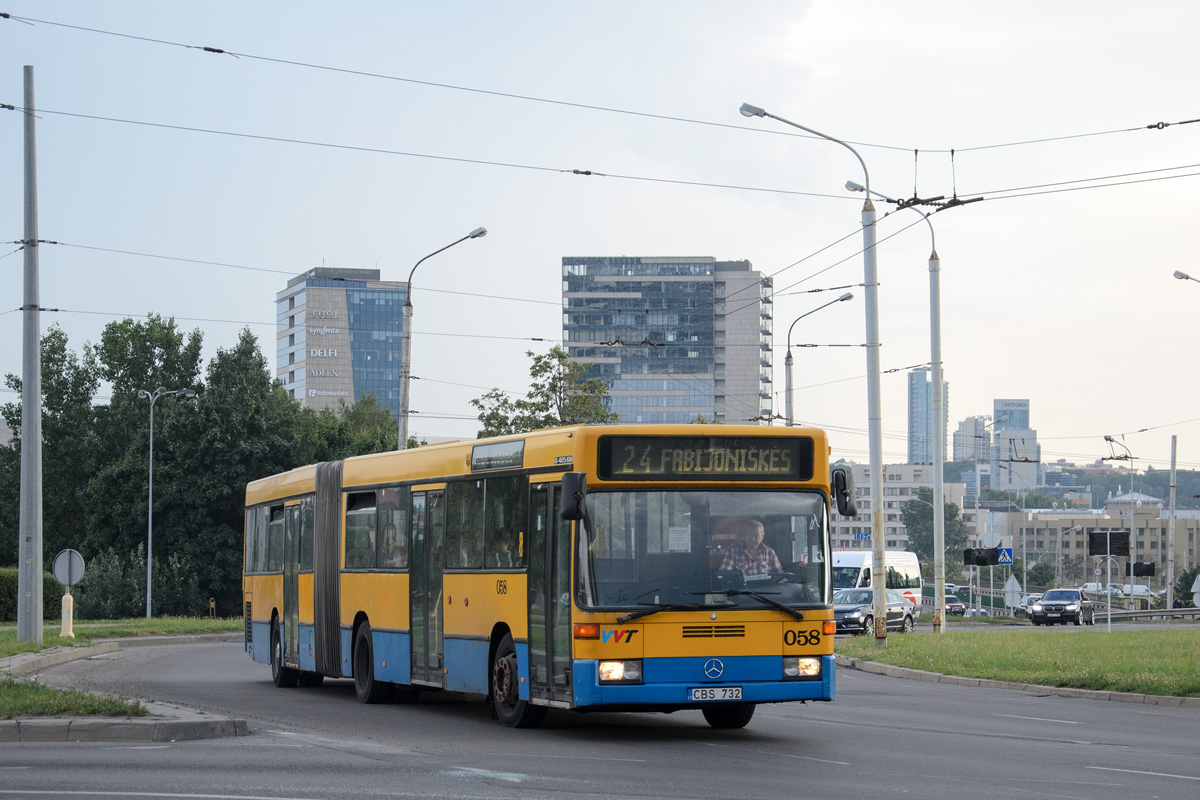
834;588;914;634
944;594;966;616
1029;588;1095;626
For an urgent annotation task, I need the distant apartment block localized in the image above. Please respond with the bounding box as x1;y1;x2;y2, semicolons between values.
952;415;993;461
831;461;967;552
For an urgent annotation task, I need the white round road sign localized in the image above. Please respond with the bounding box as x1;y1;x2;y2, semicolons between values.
52;549;85;588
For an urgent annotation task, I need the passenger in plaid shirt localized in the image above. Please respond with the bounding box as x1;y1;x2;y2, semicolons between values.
719;519;782;581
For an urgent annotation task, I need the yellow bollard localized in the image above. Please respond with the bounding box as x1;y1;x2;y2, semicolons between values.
60;592;75;639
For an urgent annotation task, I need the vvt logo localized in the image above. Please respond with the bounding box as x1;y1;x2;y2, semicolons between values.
601;629;638;643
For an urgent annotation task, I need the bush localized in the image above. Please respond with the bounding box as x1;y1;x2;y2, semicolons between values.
0;567;65;621
74;545;205;620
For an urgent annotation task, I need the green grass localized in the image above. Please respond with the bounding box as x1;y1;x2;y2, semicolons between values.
837;628;1200;697
0;677;146;719
0;616;241;660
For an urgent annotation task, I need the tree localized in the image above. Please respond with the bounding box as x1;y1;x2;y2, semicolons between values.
1;324;101;564
83;316;204;564
900;486;971;568
471;346;618;437
1027;561;1056;588
1173;564;1200;608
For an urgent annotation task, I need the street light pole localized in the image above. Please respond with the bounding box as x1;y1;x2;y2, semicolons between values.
397;227;487;450
784;292;854;426
739;103;887;647
1056;524;1082;587
137;386;196;618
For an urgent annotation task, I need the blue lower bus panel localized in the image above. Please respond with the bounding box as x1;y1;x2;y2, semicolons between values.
572;655;835;708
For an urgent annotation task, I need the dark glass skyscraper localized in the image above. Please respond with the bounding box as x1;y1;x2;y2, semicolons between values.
562;256;772;424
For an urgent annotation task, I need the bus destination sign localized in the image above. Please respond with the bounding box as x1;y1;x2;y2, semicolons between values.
597;436;813;481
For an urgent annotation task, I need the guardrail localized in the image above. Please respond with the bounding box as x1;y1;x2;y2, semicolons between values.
1097;607;1200;622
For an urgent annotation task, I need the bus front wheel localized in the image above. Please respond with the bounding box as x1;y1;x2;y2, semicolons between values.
353;623;390;704
702;703;756;729
491;633;547;728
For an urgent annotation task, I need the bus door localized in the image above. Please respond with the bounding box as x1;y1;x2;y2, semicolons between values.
528;484;573;704
410;491;446;687
283;504;300;668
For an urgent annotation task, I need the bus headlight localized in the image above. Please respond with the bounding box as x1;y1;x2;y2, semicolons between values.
784;657;821;679
599;660;643;683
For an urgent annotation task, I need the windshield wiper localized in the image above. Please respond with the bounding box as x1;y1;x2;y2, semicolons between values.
617;602;704;623
719;589;805;621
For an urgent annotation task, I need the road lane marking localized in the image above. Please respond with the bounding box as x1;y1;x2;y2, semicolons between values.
995;713;1079;724
0;792;325;799
1087;766;1200;782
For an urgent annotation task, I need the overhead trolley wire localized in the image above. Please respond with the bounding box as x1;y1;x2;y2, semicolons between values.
5;12;1196;156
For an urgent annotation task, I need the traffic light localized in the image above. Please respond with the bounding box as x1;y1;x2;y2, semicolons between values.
1126;561;1155;577
963;547;1000;566
1088;530;1130;556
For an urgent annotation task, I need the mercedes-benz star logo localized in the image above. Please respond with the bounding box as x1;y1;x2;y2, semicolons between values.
703;659;724;679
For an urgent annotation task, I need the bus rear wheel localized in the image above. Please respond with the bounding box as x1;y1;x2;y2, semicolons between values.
702;703;756;729
271;621;298;688
353;623;390;704
491;633;546;728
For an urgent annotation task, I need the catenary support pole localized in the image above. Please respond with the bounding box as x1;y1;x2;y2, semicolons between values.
18;65;43;644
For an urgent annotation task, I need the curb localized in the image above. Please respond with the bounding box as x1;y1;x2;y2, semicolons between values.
1;633;249;742
834;654;1200;708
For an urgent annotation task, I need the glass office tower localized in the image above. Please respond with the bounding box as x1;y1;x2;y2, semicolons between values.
276;268;407;417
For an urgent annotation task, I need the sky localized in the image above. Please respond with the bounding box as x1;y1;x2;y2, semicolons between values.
3;2;1199;475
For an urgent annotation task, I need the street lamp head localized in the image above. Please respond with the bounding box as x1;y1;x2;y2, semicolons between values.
137;389;150;399
468;227;487;239
1104;434;1115;443
179;389;196;399
845;180;865;193
1174;270;1190;280
837;291;854;302
739;102;767;118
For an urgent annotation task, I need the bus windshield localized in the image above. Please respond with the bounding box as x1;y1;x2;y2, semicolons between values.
576;489;829;612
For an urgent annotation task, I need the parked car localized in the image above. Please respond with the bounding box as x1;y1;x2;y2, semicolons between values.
1013;593;1043;619
1029;588;1095;626
833;588;915;634
944;595;966;616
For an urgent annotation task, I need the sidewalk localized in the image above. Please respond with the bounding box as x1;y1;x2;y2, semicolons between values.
1;633;249;742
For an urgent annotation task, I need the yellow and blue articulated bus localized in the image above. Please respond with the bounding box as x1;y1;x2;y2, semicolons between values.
243;424;856;728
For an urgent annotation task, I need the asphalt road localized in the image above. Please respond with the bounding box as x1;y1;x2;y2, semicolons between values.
6;640;1200;799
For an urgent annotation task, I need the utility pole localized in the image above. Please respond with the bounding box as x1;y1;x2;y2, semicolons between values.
17;65;44;643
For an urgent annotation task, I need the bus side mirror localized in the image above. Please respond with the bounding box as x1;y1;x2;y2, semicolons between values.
560;472;587;521
831;466;857;517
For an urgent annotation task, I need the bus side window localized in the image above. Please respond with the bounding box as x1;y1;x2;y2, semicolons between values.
345;491;377;569
446;480;484;569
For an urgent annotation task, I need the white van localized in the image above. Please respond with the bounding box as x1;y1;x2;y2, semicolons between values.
832;550;924;617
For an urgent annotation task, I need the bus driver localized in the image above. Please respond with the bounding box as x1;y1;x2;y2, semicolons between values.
719;518;782;581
